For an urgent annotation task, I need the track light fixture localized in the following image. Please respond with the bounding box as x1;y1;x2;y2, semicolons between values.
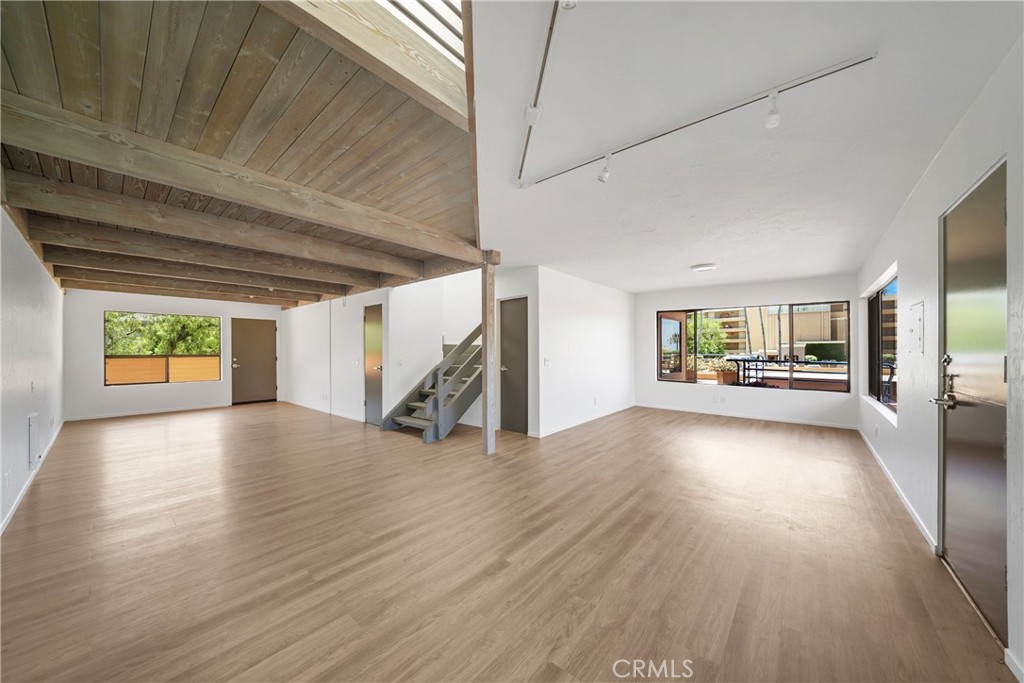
764;92;781;129
597;154;611;183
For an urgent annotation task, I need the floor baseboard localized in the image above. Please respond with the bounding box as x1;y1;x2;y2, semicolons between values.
858;429;937;549
1;420;64;535
1006;648;1023;683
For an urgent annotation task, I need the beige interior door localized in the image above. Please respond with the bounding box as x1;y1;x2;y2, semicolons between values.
231;318;277;404
939;163;1007;645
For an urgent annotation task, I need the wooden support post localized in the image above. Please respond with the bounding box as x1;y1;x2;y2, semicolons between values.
481;263;497;455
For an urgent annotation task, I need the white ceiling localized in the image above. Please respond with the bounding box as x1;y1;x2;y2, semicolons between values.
472;1;1023;292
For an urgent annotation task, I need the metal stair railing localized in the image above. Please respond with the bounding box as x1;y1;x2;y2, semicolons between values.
381;324;483;441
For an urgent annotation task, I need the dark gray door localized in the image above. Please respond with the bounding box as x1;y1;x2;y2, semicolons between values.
500;297;528;434
364;304;384;426
940;163;1007;645
231;318;277;404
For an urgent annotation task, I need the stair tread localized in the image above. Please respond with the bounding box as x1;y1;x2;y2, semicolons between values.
407;401;427;410
394;415;434;429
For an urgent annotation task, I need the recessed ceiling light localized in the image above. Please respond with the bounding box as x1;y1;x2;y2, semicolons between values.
690;263;717;272
560;0;578;9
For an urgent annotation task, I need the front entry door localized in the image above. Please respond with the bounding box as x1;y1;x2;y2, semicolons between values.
231;318;277;404
500;297;528;434
364;304;384;426
940;163;1007;645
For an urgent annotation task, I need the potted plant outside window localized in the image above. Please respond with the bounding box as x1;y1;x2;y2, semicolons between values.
707;357;738;385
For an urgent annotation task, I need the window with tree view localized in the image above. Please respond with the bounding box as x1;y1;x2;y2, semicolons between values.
104;312;221;386
657;301;849;392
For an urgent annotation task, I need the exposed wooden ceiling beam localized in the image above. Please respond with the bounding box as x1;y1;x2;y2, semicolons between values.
263;1;469;131
6;172;417;279
29;216;360;293
52;265;320;303
42;245;338;297
0;203;57;281
1;92;481;262
376;249;500;289
61;279;300;308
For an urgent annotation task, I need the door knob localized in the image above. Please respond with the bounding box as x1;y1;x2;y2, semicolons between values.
500;365;509;372
930;392;958;409
374;365;383;372
231;363;241;369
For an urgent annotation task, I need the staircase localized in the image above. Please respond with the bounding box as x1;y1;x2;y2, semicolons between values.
382;324;482;443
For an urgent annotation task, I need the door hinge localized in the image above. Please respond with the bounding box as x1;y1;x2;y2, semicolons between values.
363;400;366;406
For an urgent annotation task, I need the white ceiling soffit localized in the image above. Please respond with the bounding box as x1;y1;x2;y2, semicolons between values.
472;1;1023;293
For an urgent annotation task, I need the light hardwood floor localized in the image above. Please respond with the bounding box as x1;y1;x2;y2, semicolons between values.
1;403;1011;682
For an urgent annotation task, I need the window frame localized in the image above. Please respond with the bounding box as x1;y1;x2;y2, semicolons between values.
656;300;850;394
867;277;898;412
103;311;223;387
656;310;691;383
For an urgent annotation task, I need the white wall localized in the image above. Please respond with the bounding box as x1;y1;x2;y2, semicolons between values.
279;302;331;413
388;278;444;410
634;274;859;429
63;289;281;421
327;289;388;422
281;279;445;423
441;270;481;344
537;267;634;437
281;267;563;439
1;209;64;530
281;266;636;440
856;37;1023;676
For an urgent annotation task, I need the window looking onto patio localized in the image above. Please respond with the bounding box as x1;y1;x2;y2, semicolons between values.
867;277;898;411
657;301;849;392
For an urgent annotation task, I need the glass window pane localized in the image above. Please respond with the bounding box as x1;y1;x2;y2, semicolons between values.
793;302;849;392
880;279;898;409
656;302;849;393
695;309;736;385
658;311;688;381
104;312;221;385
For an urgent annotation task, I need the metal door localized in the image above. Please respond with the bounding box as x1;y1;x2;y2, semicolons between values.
231;318;277;404
939;162;1007;645
364;304;384;426
500;297;528;434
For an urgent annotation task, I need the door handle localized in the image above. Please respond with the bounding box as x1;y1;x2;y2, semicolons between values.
930;392;958;409
231;363;241;369
500;365;509;372
374;365;383;372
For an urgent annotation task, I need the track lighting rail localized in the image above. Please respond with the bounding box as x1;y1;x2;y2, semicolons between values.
518;50;877;188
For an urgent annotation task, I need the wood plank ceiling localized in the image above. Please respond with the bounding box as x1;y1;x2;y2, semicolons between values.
0;1;491;308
